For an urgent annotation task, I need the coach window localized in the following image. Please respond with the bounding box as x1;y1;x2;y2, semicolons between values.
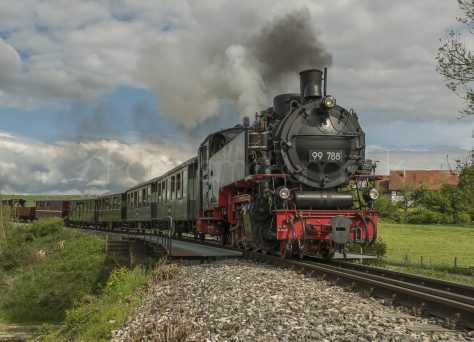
183;169;188;198
172;176;177;200
176;173;181;199
148;186;151;204
142;188;147;205
166;178;171;201
157;182;162;202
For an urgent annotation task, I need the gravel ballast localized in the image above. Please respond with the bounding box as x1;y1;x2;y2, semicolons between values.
112;259;472;341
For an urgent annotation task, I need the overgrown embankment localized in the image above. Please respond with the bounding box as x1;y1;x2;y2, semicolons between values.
35;266;152;341
0;217;112;323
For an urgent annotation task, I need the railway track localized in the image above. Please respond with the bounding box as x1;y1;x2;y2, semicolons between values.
173;235;474;328
244;252;474;330
79;227;474;329
330;260;474;299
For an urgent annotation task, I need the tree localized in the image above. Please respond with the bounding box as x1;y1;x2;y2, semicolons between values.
436;0;474;116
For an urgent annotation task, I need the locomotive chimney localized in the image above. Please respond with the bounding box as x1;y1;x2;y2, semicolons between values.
299;69;323;103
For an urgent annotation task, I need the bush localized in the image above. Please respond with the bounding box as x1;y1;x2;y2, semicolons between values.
374;196;402;222
407;210;444;224
454;212;471;225
347;238;387;266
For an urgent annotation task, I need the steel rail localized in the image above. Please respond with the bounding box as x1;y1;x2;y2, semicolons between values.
330;260;474;299
245;252;474;329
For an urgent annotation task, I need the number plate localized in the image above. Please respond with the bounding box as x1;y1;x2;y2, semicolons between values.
309;150;344;162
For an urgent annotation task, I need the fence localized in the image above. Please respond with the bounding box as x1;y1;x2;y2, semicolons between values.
400;254;472;270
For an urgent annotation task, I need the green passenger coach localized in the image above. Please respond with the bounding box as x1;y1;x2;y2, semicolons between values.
124;157;198;234
68;198;97;225
97;191;126;229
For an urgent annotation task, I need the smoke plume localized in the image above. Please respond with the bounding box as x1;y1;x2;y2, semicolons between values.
137;9;332;128
250;10;333;85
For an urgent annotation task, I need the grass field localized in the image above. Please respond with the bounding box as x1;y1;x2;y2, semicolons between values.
379;222;474;267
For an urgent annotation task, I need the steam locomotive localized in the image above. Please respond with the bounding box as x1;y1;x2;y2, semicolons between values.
16;68;378;259
196;68;378;258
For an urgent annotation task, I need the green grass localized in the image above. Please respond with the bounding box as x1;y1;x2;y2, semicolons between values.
378;222;474;285
379;222;474;267
382;263;474;285
0;218;112;323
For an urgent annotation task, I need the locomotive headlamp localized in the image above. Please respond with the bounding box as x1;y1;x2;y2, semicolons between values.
368;188;379;200
322;95;336;108
277;186;290;200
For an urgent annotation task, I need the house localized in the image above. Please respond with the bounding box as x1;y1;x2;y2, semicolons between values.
377;170;459;203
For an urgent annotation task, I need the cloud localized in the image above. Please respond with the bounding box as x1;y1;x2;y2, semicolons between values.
366;145;470;175
0;131;191;194
0;1;467;126
0;0;472;195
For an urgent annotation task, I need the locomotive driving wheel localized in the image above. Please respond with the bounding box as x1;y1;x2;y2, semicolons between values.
321;249;335;260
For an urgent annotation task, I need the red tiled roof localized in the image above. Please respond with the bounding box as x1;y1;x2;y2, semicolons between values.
376;175;390;192
388;170;458;191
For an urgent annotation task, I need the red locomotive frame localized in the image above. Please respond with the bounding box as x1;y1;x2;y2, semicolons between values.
197;173;378;257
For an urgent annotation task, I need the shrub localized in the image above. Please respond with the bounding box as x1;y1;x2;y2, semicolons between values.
454;212;471;225
407;210;444;224
347;238;387;266
374;196;402;222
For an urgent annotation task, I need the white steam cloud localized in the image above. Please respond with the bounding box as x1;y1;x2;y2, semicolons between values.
136;10;332;128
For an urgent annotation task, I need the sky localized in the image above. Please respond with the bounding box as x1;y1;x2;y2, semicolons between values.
0;0;473;194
